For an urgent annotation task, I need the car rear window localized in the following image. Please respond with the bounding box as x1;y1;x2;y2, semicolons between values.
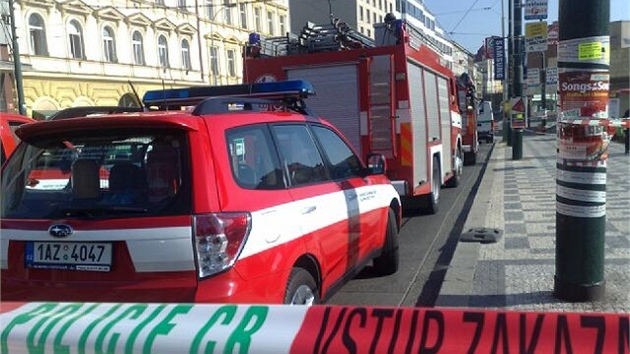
1;129;191;219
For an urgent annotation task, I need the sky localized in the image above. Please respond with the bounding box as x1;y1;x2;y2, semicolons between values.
422;0;630;54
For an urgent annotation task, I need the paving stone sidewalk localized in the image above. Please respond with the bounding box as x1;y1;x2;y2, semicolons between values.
436;134;630;313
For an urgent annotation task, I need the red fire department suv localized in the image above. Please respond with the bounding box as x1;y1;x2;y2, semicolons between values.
0;80;401;304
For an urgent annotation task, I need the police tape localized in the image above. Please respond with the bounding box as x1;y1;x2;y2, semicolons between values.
559;118;630;128
1;302;628;353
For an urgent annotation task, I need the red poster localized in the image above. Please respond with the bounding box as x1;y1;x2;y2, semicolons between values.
559;70;609;118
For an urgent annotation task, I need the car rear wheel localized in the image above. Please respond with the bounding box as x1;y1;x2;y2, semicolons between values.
373;208;399;275
284;268;319;305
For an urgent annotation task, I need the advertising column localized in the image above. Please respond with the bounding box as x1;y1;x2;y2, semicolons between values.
554;0;615;302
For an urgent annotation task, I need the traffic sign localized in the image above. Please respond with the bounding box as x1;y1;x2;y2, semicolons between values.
511;97;526;128
511;97;525;113
524;0;548;20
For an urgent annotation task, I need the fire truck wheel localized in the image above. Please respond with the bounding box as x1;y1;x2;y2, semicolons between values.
425;157;440;214
373;208;399;275
464;151;477;166
284;267;320;305
446;149;462;188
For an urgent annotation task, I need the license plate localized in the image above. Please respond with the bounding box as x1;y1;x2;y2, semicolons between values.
25;242;112;272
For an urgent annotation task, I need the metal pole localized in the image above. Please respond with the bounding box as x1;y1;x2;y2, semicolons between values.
8;0;26;116
501;0;509;141
194;0;205;82
505;0;514;144
511;0;524;159
554;0;610;302
541;51;546;111
513;0;523;98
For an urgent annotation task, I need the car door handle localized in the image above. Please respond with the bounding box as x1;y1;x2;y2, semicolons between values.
261;209;282;243
301;206;317;214
266;234;281;243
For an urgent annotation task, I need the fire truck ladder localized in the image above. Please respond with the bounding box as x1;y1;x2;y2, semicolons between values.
248;16;448;58
403;20;448;56
248;18;375;58
298;19;375;53
253;33;303;57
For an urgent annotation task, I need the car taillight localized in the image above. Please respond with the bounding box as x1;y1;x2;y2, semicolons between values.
193;212;251;278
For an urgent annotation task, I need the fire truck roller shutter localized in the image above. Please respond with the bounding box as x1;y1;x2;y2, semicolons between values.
437;76;453;182
406;62;428;188
287;65;361;151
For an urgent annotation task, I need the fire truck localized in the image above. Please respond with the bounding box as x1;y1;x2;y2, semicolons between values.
456;73;480;163
243;15;477;213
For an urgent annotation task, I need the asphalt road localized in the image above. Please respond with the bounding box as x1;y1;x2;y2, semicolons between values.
327;142;494;307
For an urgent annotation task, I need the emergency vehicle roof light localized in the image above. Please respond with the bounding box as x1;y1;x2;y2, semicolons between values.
142;80;316;110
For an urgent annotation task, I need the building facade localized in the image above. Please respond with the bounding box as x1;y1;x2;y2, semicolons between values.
609;20;630;117
451;41;476;79
1;0;288;117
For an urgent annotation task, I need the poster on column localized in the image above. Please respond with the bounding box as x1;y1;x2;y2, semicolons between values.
558;71;609;118
558;35;611;118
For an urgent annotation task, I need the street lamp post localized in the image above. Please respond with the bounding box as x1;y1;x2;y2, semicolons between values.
194;0;205;82
8;0;26;115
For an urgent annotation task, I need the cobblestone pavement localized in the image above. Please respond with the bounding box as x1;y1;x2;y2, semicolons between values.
437;133;630;313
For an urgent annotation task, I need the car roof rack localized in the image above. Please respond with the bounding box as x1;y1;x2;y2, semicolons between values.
46;106;144;120
142;80;316;113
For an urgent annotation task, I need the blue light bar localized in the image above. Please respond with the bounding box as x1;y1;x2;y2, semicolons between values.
142;80;316;108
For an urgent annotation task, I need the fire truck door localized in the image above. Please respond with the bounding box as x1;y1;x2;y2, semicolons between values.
287;65;361;151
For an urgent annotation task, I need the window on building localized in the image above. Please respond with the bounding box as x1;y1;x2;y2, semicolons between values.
182;39;192;70
279;15;286;35
359;6;363;21
28;13;48;56
181;39;191;70
132;31;145;65
226;49;235;76
266;11;274;35
102;26;117;62
223;0;232;25
366;9;370;23
206;1;213;18
209;46;218;75
239;4;247;29
68;20;84;59
158;35;169;68
156;0;164;5
373;13;377;24
178;0;186;9
254;7;261;31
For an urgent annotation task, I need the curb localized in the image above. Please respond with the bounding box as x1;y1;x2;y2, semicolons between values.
435;140;503;308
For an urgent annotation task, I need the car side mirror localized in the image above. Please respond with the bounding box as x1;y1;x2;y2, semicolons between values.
366;153;387;175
